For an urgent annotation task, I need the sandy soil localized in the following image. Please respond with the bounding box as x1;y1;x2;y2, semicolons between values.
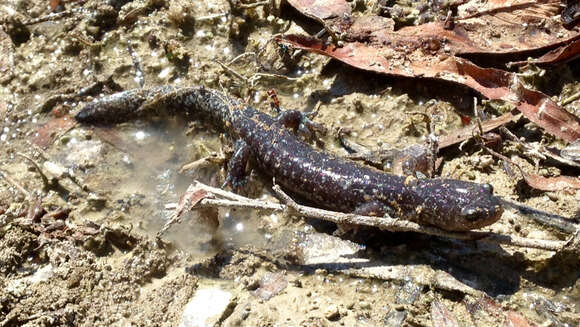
1;1;579;326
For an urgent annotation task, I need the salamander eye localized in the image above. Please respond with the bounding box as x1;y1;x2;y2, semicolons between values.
461;207;484;221
482;183;493;194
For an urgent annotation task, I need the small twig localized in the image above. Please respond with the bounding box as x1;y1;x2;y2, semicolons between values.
17;153;51;190
23;8;83;25
248;73;301;87
195;12;229;22
237;1;270;9
500;199;578;233
272;184;565;251
179;153;225;173
164;180;567;251
199;198;284;211
559;90;580;106
473;97;485;135
0;168;30;197
214;60;249;83
228;52;257;66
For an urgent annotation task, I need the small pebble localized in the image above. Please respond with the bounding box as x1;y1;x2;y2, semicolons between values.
325;304;340;321
546;193;559;201
359;301;371;310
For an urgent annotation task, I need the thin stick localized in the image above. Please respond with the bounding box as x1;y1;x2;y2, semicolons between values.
214;60;249;82
199;198;284;211
17;153;51;189
560;91;580;106
166;181;567;251
179;154;225;173
272;185;565;251
0;168;30;197
228;52;257;66
23;8;83;25
196;12;229;22
237;1;270;9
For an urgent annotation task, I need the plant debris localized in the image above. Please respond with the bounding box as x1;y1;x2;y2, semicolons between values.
277;0;580;142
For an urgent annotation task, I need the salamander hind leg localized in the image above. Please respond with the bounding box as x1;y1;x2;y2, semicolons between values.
276;110;326;141
222;139;251;191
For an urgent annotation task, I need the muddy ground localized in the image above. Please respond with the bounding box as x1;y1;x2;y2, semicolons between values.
1;0;579;326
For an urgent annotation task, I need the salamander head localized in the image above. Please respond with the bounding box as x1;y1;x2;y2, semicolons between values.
409;179;503;231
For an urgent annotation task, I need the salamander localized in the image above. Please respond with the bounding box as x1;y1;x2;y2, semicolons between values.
75;85;503;231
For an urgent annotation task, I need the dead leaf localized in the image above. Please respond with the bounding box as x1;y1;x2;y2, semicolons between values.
505;311;533;327
523;173;580;192
511;39;580;66
288;0;580;55
276;35;580;142
431;299;460;327
33;115;77;148
438;111;521;149
252;272;288;300
281;0;580;142
176;188;209;218
50;0;61;11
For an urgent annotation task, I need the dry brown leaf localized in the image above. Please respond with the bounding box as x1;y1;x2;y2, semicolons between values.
281;0;580;142
505;311;534;327
511;39;580;66
276;35;580;142
438;111;521;149
431;299;460;327
523;173;580;192
288;0;580;55
33;115;77;148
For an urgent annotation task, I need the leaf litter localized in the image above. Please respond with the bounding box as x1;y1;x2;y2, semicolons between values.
277;0;580;142
1;0;579;326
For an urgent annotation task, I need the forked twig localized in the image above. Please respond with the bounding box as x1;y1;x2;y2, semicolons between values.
160;181;567;251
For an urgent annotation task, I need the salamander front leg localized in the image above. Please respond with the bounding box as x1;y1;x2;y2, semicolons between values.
222;139;251;191
276;110;326;141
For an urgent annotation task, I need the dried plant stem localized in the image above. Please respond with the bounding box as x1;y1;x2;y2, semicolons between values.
195;12;229;21
272;185;565;251
164;181;567;252
237;1;270;9
560;91;580;106
199;198;284;211
0;168;30;197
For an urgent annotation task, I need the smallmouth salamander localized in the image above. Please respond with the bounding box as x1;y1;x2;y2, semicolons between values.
76;85;503;231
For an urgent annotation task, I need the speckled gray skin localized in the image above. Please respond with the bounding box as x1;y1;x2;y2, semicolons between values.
76;86;503;231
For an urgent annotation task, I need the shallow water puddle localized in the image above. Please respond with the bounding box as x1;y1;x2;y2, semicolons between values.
66;119;270;256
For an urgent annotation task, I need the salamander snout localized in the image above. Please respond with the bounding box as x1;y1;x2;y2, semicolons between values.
453;185;503;230
411;179;503;231
461;204;499;222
